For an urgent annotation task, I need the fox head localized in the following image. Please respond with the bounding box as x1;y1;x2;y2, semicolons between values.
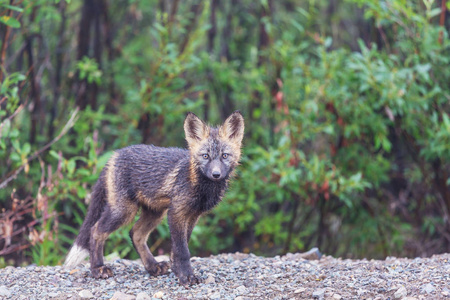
184;111;245;182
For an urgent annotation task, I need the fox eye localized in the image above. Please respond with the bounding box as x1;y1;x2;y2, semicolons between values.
222;153;229;159
202;154;209;159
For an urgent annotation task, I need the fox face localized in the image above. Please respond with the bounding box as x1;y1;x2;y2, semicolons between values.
194;137;234;182
184;111;245;182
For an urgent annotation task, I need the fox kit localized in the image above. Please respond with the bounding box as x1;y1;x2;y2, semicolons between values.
64;111;244;285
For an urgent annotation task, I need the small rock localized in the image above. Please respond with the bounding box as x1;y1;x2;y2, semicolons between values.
394;286;407;299
209;291;221;299
421;283;436;294
0;286;12;297
154;255;170;262
312;288;326;299
294;288;306;294
205;275;215;284
79;289;94;299
109;281;117;287
234;297;245;300
333;294;342;299
69;269;79;275
48;292;59;298
356;288;368;296
236;285;248;295
403;298;418;300
136;292;151;300
153;291;164;299
111;291;136;300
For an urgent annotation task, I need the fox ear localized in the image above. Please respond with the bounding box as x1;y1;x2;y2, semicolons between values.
220;111;245;144
184;112;208;145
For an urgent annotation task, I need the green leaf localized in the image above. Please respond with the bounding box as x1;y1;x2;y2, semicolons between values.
77;186;86;198
49;150;61;161
10;152;20;162
0;16;21;28
22;143;31;155
67;159;76;175
97;151;113;168
324;37;333;48
381;138;392;152
426;8;442;19
2;5;23;12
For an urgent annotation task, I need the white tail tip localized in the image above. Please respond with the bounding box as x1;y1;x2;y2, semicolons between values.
64;245;89;268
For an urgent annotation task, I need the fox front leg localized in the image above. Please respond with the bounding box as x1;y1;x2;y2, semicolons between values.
168;210;201;285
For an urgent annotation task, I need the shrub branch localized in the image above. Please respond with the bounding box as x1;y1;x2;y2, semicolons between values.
0;107;79;190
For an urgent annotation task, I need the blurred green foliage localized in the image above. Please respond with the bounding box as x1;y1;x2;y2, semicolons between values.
0;0;449;266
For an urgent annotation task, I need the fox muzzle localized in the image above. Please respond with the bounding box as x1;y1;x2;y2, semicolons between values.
208;160;225;181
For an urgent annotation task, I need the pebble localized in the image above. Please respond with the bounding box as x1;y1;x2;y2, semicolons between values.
111;291;136;300
136;292;151;300
394;286;407;298
421;283;436;294
0;252;449;299
153;291;164;298
205;275;216;284
0;286;11;297
209;291;221;299
313;288;326;299
79;289;94;298
235;285;247;294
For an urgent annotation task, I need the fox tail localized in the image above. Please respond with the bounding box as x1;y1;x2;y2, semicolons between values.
64;175;106;268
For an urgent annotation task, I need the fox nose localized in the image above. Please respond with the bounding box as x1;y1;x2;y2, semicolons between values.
212;171;221;179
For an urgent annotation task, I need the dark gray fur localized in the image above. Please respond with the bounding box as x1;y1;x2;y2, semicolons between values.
67;111;244;285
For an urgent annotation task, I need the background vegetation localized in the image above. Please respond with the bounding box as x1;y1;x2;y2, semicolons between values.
1;0;449;266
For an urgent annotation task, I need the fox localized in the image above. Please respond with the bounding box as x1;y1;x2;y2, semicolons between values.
64;111;244;285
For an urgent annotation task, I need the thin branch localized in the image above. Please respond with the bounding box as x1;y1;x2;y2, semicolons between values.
0;107;80;190
179;0;203;54
0;0;14;83
168;0;180;35
439;0;447;44
377;25;391;54
0;243;31;256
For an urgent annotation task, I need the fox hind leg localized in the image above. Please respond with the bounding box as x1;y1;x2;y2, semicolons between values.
130;207;169;276
90;203;138;279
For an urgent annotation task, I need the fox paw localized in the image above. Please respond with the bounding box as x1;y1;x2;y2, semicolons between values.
147;261;170;276
91;265;113;279
179;273;202;286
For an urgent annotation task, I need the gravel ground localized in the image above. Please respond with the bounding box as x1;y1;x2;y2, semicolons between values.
0;251;449;300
